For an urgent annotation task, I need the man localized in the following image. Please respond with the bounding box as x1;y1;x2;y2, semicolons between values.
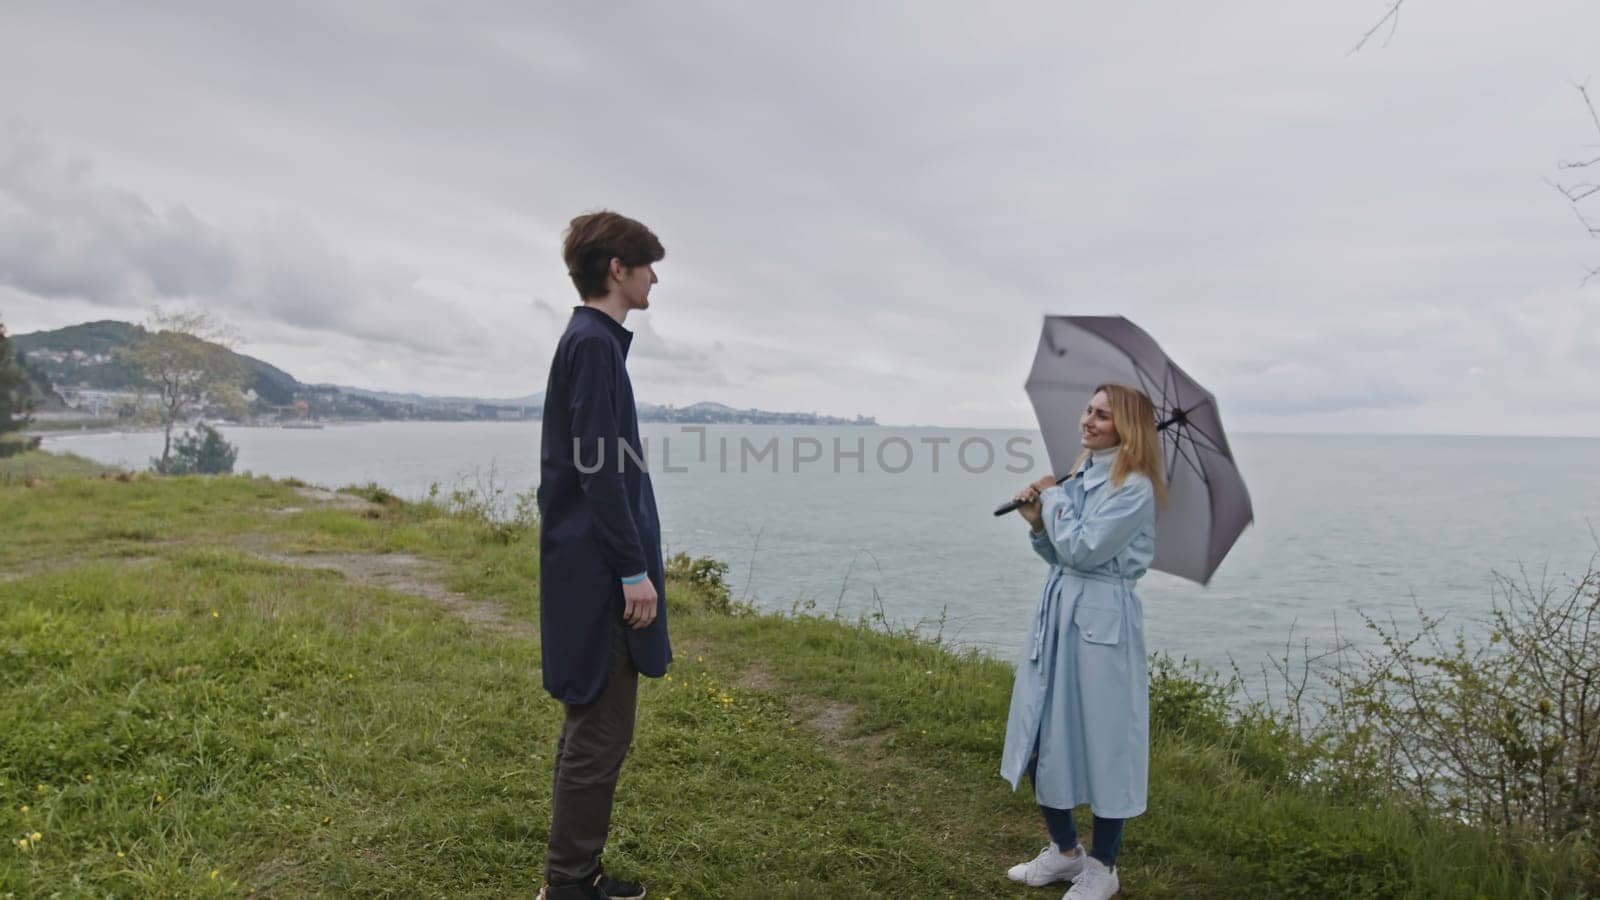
536;210;670;900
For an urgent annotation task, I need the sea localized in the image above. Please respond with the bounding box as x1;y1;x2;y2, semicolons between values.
42;423;1600;678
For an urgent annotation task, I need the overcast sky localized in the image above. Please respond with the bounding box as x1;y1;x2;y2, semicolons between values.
2;2;1597;434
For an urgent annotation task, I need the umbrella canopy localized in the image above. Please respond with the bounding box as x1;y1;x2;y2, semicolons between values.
1025;315;1252;585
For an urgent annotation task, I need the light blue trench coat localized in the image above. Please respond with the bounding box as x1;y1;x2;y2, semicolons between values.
1000;447;1157;818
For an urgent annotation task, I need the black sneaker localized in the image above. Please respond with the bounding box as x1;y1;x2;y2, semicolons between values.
596;872;645;900
539;878;604;900
539;871;645;900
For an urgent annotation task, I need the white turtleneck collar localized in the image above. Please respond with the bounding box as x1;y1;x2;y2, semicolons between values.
1090;445;1120;465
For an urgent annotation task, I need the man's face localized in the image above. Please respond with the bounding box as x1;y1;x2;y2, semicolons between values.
614;261;657;311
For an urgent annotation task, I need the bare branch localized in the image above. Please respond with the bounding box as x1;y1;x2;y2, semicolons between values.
1554;83;1600;283
1548;178;1600;204
1349;0;1406;55
1570;203;1600;237
1557;84;1600;170
1579;83;1600;137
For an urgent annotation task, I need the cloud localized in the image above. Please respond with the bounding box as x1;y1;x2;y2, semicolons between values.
0;133;490;357
0;2;1598;430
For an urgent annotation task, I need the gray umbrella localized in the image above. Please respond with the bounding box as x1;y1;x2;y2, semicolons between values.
1017;315;1253;585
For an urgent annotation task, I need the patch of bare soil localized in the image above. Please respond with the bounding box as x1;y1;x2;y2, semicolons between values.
291;486;383;512
735;659;892;760
234;534;530;637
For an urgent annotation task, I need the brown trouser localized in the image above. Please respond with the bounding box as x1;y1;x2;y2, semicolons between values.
545;622;639;885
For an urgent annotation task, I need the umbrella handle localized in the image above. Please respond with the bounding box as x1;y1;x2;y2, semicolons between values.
992;470;1085;517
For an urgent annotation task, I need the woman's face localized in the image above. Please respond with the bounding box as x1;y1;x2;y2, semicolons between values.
1080;390;1119;451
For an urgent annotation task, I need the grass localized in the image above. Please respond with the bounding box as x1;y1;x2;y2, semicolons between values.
0;449;116;483
0;455;1589;897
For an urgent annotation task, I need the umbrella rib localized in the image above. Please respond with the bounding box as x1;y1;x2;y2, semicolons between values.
1126;366;1165;412
1180;421;1225;456
1163;435;1181;488
1156;399;1227;457
1169;428;1211;484
1182;414;1227;454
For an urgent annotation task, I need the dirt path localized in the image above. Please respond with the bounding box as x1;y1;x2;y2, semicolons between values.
233;534;531;637
233;488;531;636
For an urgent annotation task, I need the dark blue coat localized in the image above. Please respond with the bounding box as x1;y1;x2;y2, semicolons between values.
537;306;670;704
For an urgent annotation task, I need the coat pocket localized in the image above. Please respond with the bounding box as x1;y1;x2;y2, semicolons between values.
1073;601;1123;646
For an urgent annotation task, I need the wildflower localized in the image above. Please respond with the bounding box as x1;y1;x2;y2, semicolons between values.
210;869;220;879
321;816;331;825
18;805;26;814
34;784;44;794
212;611;220;619
155;793;164;804
116;851;125;858
15;838;28;851
30;832;41;842
84;774;93;782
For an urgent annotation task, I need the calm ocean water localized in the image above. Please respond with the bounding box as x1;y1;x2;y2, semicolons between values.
44;423;1600;675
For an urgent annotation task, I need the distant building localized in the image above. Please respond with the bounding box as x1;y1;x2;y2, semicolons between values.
61;388;154;417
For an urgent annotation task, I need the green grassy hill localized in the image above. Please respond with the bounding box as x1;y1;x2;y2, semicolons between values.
13;320;302;406
0;457;1586;897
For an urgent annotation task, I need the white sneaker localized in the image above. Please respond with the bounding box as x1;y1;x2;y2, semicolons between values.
1063;856;1119;900
1006;842;1087;886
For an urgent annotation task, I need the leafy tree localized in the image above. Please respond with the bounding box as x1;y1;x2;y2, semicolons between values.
0;322;39;457
152;423;238;475
121;310;247;470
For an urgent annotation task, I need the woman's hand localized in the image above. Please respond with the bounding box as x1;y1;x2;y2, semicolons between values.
1014;481;1048;532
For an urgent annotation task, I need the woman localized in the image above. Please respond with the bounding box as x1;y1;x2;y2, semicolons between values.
1000;383;1165;900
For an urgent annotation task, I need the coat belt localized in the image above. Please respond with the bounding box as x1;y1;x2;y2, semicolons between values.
1028;566;1134;662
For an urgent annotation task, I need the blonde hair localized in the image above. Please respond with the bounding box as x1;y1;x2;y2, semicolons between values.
1070;383;1168;507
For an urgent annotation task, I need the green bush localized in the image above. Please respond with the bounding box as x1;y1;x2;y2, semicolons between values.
1247;561;1600;892
666;552;746;616
0;435;41;459
151;423;237;475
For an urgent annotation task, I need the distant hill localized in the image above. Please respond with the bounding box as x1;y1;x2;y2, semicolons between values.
13;320;876;426
327;385;544;412
13;320;302;406
640;401;874;426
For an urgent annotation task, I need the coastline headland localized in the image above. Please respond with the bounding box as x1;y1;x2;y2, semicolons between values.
0;451;1587;897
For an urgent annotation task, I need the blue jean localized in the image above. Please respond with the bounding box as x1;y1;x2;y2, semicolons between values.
1025;751;1127;867
1040;805;1125;868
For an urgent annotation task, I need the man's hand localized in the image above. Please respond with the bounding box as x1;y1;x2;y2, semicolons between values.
622;578;658;629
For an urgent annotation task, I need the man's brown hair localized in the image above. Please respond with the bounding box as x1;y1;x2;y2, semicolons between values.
562;211;666;299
